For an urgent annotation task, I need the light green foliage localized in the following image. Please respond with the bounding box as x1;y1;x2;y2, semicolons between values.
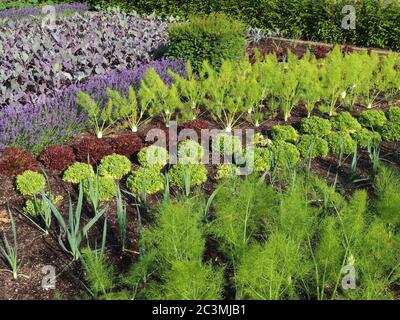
153;260;224;300
201;59;261;132
169;163;208;189
24;194;62;217
326;131;356;155
98;154;131;180
352;128;381;148
298;51;323;117
269;141;300;168
16;170;46;196
167;13;246;71
253;147;271;173
76;91;130;139
274;53;302;122
215;163;237;180
236;233;305;300
143;196;205;264
83;176;116;202
374;165;400;226
137;145;169;169
380;122;400;142
81;248;115;298
247;53;280;125
359;110;387;129
126;167;164;196
169;61;206;121
212;133;242;156
300;116;332;137
270;125;299;143
177;140;204;164
138;68;181;127
106;86;149;133
63;162;95;184
319;47;347;116
387;107;400;123
297;135;329;159
210;176;279;262
331;112;362;133
253;132;271;147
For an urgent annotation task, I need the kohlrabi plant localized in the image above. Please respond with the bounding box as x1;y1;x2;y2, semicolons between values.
106;86;150;133
138;68;181;127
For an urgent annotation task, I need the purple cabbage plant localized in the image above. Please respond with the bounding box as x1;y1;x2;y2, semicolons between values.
0;3;89;20
0;58;186;156
0;10;169;108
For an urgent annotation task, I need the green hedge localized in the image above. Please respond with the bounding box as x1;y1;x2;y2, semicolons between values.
85;0;400;51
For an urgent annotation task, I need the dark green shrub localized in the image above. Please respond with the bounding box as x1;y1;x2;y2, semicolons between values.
331;112;361;133
359;110;387;129
297;135;329;159
380;122;400;142
352;128;381;148
270;125;299;143
167;13;247;71
300;116;332;137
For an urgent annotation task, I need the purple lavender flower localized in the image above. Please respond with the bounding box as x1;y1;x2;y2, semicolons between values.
0;58;186;156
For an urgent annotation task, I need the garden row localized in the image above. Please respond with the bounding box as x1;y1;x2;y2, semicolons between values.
4;152;400;299
86;0;400;51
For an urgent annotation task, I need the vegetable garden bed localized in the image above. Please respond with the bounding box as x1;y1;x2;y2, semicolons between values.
1;3;400;301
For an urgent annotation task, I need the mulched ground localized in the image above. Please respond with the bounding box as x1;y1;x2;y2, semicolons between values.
1;39;399;300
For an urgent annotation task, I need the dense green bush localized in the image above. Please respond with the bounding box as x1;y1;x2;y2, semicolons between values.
16;170;46;196
169;163;208;189
297;135;329;159
269;141;300;167
137;146;169;169
300;116;332;137
352;128;381;148
212;133;242;156
270;125;299;143
380;122;400;142
24;194;62;217
327;131;356;155
167;13;246;71
331;112;362;133
359;110;387;129
63;162;95;184
253;147;271;173
86;0;400;51
98;154;131;180
387;107;400;123
215;163;237;180
126;167;164;195
177;140;204;163
83;176;116;202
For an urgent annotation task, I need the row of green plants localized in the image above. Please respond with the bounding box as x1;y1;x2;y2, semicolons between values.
5;161;399;298
85;0;400;51
77;49;400;137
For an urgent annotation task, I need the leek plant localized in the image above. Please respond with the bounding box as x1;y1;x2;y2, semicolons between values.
44;183;106;261
115;183;127;251
0;208;21;280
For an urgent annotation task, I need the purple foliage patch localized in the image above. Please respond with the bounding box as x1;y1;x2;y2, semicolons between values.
0;58;186;156
0;3;89;20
